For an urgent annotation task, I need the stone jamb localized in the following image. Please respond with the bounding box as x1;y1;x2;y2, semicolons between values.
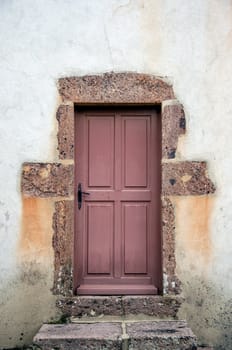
21;72;215;298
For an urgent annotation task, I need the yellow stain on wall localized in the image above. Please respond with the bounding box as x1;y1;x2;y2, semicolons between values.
19;197;54;261
172;196;214;264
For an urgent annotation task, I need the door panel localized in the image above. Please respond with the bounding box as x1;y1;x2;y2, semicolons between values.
124;118;148;187
75;108;161;295
123;203;148;274
88;117;114;188
86;203;113;275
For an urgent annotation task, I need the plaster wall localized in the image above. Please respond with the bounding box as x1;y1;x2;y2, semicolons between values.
0;0;231;348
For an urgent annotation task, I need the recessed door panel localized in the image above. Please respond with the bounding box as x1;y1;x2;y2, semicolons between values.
86;203;113;274
123;203;148;274
88;117;114;188
123;118;148;188
75;108;161;295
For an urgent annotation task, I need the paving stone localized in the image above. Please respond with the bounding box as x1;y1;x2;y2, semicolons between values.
34;320;198;350
126;320;197;350
33;323;122;350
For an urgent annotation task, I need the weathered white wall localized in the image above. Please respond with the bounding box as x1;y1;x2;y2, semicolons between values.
0;0;232;348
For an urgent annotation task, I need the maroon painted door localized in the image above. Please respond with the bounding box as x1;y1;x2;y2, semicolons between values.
74;107;161;295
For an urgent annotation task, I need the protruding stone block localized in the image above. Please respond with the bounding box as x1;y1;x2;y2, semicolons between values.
162;161;215;196
21;163;74;197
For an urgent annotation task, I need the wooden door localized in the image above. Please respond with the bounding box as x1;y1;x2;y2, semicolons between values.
74;107;161;295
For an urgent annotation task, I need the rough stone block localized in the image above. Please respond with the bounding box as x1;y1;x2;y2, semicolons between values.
162;161;215;196
162;197;181;294
56;104;74;160
56;295;183;318
21;163;74;197
56;296;124;317
53;200;74;296
162;102;186;159
58;73;174;104
122;295;183;318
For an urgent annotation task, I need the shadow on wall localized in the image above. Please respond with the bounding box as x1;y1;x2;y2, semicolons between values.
0;261;58;348
0;196;59;348
179;276;232;350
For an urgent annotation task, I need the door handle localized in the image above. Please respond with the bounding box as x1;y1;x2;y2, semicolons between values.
77;183;90;209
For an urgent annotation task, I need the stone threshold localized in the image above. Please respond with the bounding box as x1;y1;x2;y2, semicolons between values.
70;314;176;323
56;295;184;318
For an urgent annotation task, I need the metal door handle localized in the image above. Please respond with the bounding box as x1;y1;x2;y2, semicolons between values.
78;183;90;209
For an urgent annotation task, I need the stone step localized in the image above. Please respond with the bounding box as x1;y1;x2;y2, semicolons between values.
56;295;183;318
34;319;197;350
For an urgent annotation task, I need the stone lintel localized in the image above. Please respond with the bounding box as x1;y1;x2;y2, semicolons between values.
58;73;174;104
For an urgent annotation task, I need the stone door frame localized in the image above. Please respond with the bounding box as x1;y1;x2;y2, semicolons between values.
21;72;215;297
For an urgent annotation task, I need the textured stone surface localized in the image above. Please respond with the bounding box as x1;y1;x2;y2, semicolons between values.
33;323;122;350
56;295;183;318
162;197;181;294
56;296;124;317
21;163;74;197
162;101;186;159
58;73;174;103
162;161;215;196
56;105;74;160
53;200;74;296
33;320;197;350
127;320;197;350
123;295;183;318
